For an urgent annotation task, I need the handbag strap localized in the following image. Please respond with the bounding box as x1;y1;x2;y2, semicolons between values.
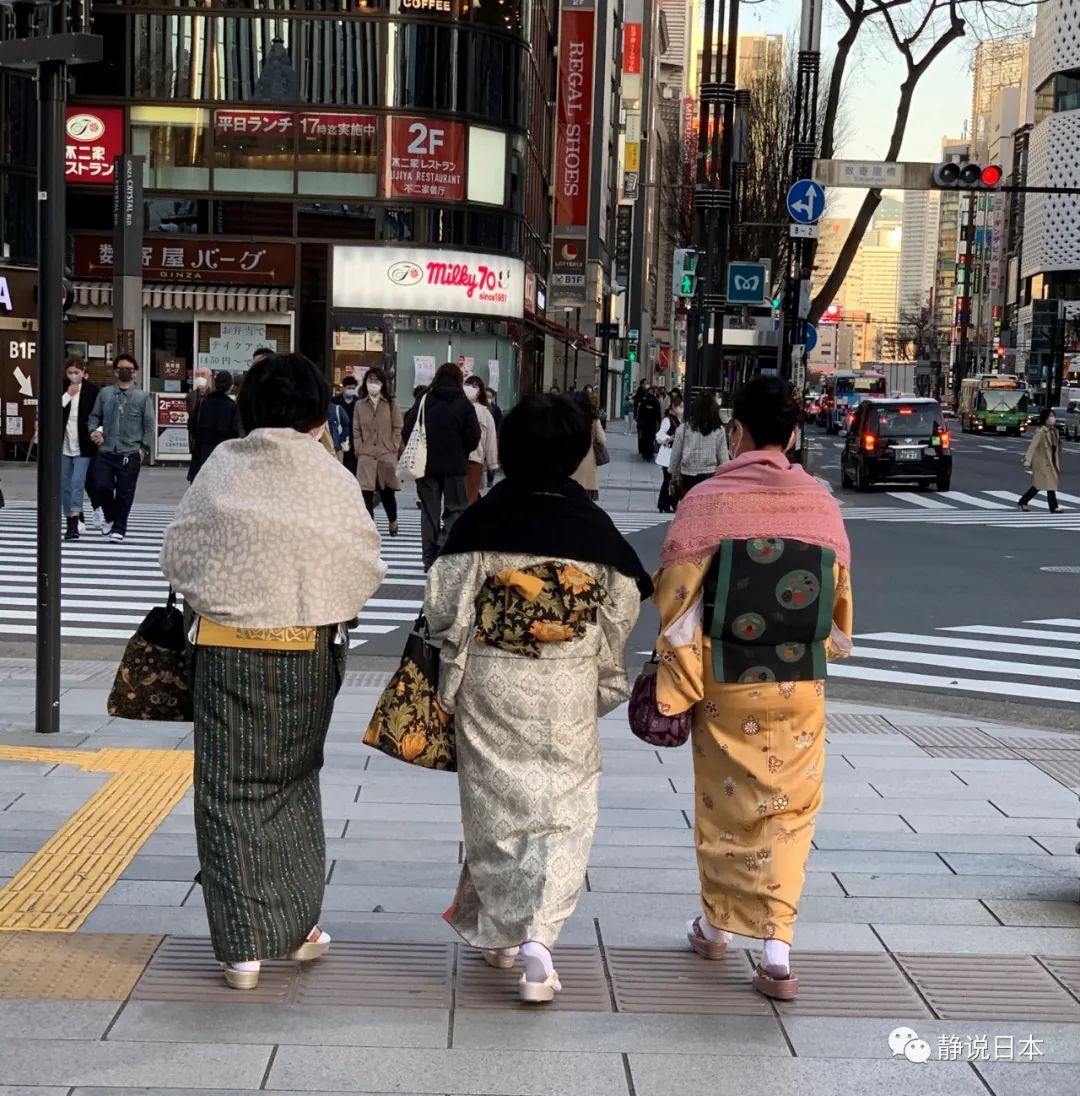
417;395;427;432
166;586;177;612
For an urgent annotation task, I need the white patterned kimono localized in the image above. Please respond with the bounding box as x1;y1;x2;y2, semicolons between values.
423;551;641;949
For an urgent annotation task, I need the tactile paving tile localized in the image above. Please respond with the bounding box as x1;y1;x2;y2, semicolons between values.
606;947;772;1015
129;936;296;1004
0;932;160;1000
825;714;898;735
765;950;932;1018
1016;751;1080;789
985;733;1080;751
341;670;392;690
455;945;611;1011
297;941;452;1008
897;725;999;749
923;746;1019;759
896;954;1080;1022
1039;956;1080;1003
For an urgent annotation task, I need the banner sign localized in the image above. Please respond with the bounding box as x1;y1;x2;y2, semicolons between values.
333;246;525;319
65;107;125;185
622;22;642;100
154;394;191;462
554;2;595;230
384;116;466;201
74;237;296;285
551;232;587;295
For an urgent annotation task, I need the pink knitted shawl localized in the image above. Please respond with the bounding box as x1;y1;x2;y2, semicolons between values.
660;450;850;569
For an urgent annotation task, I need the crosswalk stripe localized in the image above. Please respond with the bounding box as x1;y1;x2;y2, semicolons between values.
986;489;1049;509
942;624;1080;643
938;491;1011;509
831;663;1080;705
856;631;1080;662
1027;617;1080;628
883;492;953;508
847;644;1080;682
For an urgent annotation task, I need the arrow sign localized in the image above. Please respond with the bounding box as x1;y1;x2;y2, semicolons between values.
786;179;826;225
13;366;33;398
804;324;819;354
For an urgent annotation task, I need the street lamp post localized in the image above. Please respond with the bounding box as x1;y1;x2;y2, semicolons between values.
0;1;102;734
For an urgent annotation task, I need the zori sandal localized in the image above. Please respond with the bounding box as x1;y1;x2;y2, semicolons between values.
752;964;800;1001
687;916;730;960
483;947;520;970
288;925;331;962
518;970;561;1004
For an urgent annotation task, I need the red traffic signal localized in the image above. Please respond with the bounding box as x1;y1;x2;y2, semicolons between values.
931;160;1003;190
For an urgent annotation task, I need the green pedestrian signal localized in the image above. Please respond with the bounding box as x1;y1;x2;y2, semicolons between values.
673;248;698;299
772;295;781;309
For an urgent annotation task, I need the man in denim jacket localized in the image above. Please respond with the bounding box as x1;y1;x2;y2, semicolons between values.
86;354;155;543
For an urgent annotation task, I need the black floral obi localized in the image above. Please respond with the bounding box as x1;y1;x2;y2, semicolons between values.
703;537;835;684
473;560;612;658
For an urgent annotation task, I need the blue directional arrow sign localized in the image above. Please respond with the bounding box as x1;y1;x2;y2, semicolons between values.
786;179;826;225
804;323;819;354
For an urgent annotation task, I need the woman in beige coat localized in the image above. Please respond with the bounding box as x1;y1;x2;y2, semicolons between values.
1018;408;1062;513
570;392;607;500
353;366;404;535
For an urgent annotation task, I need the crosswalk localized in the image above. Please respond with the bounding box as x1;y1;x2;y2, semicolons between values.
0;503;666;647
840;489;1080;529
832;617;1080;704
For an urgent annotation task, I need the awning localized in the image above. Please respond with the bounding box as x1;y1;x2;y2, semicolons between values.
73;282;294;313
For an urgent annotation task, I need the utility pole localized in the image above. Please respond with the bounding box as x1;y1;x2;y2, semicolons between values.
0;1;102;734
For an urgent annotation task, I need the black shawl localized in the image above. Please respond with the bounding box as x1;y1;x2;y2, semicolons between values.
439;478;653;598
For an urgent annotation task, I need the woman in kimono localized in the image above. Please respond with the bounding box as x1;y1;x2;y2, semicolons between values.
162;353;385;990
424;394;650;1003
651;375;852;1001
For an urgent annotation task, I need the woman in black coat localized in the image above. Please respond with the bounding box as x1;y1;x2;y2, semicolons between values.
636;388;662;461
188;371;242;481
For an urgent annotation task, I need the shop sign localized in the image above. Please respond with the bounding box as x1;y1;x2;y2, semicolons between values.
614;206;632;283
551;232;587;293
154;393;190;462
159;356;185;380
300;112;377;140
74;237;295;285
554;2;595;230
396;0;454;14
333;246;525;320
1;335;39;446
384;116;466;201
524;270;536;316
214;110;293;135
622;22;642;101
65;106;125;185
199;324;277;373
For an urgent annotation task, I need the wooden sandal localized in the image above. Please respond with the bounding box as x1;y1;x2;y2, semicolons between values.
483;947;519;970
751;964;800;1001
518;970;560;1004
687;916;729;960
288;925;330;962
223;963;260;990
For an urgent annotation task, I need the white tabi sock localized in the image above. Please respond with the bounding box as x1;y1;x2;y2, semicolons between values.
521;941;560;987
762;939;790;975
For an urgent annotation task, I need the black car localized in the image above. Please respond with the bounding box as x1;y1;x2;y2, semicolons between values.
841;398;953;492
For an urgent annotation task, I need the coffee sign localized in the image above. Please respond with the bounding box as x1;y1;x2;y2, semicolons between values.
333;246;524;319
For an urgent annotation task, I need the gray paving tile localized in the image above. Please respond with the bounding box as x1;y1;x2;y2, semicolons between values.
0;851;30;874
120;855;201;882
864;777;1001;800
627;1054;986;1095
452;1010;790;1055
0;1088;69;1096
0;1002;118;1041
844;755;978;771
596;808;690;828
875;924;1080;955
811;832;1042;855
317;885;455;915
811;813;913;833
982;900;1080;927
0;1039;271;1089
107;1002;448;1048
591;826;695;846
326;838;461;863
0;829;55;852
268;1045;630;1095
797;896;997;926
803;850;953;874
0;810;76;831
783;1018;1080;1063
903;815;1078;837
821;797;1002;817
587;846;698;869
353;783;460;804
329;861;463;888
600;790;694;809
79;906;211;935
99;881;193;905
341;820;464;842
1030;836;1080;855
836;874;1079;901
976;1063;1080;1096
942;853;1080;879
989;799;1080;819
139;833;199;856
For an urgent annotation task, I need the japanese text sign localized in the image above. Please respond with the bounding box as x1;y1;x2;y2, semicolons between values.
73;237;296;286
65;107;125;186
384;116;466;202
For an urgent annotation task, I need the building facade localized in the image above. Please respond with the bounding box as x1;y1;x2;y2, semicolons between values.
898;190;940;316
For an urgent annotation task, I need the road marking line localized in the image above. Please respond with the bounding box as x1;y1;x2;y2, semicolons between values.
847;646;1080;682
855;631;1080;661
986;490;1049;509
829;664;1080;704
941;624;1080;643
883;493;955;509
940;492;1012;509
0;747;192;932
1025;618;1080;628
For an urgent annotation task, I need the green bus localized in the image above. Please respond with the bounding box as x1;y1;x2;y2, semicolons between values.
958;374;1030;436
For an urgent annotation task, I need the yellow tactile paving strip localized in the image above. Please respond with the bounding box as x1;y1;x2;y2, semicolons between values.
0;932;162;1000
0;746;193;932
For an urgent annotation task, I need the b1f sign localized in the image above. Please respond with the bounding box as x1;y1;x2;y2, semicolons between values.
333;246;525;320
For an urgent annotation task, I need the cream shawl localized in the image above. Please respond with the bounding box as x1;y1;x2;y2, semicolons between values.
161;427;386;628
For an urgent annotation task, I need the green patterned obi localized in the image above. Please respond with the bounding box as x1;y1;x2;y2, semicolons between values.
703;537;835;684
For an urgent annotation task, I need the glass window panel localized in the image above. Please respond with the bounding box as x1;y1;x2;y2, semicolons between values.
146;197;208;234
391;23;460;111
466;32;520;125
297;111;377;195
467;126;506;205
211;108;295;193
1;172;36;264
1;75;36;169
131;106;211;190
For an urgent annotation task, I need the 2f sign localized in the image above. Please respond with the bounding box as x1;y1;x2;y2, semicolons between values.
407;122;444;155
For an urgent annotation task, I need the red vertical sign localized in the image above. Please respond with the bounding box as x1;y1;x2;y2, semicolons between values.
555;6;595;230
623;23;642;75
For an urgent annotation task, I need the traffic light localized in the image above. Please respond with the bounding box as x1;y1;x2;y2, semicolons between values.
672;248;698;298
931;161;1003;190
627;332;639;363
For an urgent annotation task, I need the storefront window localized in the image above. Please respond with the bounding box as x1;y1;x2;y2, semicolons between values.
391;22;462;112
131;106;211;190
213;108;295;193
297;112;377;195
0;171;35;264
297;202;379;240
146;197;208;234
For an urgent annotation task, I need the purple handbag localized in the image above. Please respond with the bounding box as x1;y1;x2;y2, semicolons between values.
628;658;692;747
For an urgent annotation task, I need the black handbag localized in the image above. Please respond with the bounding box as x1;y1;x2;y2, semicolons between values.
363;615;457;771
107;588;194;721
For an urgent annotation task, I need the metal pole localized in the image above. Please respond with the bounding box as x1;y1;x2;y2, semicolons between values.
35;38;68;733
598;286;611;416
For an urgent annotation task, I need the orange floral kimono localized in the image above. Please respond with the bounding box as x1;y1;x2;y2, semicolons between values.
654;539;853;945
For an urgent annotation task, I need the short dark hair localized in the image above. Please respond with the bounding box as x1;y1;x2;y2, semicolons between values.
732;376;799;448
237;353;330;434
434;362;464;388
251;347;274;362
63;355;85;374
342;373;359;387
113;353;138;370
688;389;722;436
1038;407;1054;426
412;384;428;399
464;375;489;405
213;370;233;393
499;394;590;486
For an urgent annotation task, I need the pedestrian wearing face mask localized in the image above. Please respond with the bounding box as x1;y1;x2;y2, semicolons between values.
353;366;403;536
333;375;360;475
86;354;155;543
187;367;212;468
60;355;100;540
464;376;499;504
188;371;242;481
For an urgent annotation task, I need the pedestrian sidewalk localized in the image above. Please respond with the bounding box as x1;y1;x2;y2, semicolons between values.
0;663;1078;1095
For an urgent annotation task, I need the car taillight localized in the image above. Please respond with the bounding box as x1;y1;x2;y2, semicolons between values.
863;433;877;453
938;430;950;449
